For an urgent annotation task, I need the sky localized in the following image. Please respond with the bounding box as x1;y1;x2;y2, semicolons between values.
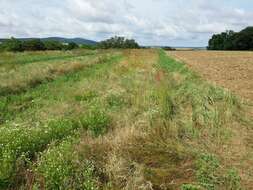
0;0;253;46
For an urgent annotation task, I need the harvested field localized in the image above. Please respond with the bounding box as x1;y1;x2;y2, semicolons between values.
167;51;253;102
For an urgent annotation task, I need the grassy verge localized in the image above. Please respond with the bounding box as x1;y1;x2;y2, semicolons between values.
0;53;121;126
0;53;121;188
0;51;100;96
0;50;94;65
0;49;252;189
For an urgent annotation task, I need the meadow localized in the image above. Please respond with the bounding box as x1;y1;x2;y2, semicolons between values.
0;49;252;190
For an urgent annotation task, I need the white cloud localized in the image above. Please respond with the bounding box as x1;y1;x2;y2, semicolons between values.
0;0;253;46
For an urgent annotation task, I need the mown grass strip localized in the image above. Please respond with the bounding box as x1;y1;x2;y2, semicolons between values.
0;55;121;188
0;53;99;97
0;50;95;65
159;50;245;189
0;54;121;125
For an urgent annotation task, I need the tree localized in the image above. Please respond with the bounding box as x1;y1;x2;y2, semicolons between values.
44;40;63;50
23;39;45;51
97;36;140;49
64;42;78;50
207;27;253;50
1;37;23;52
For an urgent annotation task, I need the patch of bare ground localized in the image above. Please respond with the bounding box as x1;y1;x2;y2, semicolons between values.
167;51;253;102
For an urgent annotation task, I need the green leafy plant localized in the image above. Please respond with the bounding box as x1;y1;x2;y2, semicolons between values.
181;184;202;190
35;137;98;190
79;107;111;137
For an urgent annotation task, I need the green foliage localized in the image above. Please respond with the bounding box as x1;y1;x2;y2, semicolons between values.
75;91;98;102
181;184;202;190
98;36;139;49
35;137;98;190
79;107;111;137
208;26;253;50
1;37;23;52
0;119;79;185
196;154;220;190
224;169;242;190
81;44;97;50
23;39;45;51
162;46;176;51
0;38;81;52
106;93;127;108
195;154;242;190
43;40;63;50
64;42;79;50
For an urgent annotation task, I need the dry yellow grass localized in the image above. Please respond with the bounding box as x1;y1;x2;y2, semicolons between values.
167;51;253;102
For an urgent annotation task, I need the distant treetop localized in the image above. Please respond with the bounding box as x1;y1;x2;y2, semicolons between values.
207;26;253;50
97;36;140;49
0;37;79;52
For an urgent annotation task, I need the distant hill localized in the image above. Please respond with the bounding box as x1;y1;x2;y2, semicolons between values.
0;37;97;45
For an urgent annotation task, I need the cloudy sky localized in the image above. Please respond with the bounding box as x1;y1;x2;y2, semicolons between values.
0;0;253;46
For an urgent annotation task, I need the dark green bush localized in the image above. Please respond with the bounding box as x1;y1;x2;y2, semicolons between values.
23;39;45;51
43;40;63;50
97;36;139;49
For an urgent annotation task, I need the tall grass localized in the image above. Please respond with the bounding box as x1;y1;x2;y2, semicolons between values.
0;53;119;188
0;49;250;189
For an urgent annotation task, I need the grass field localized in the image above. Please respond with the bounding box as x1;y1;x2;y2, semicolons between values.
0;49;252;190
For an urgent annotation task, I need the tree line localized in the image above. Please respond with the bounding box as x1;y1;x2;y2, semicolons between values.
0;37;79;52
208;26;253;50
0;36;140;52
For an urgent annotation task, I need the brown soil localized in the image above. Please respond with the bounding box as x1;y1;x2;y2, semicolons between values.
167;51;253;102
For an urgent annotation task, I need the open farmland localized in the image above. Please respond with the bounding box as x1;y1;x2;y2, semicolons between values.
0;49;253;190
167;51;253;102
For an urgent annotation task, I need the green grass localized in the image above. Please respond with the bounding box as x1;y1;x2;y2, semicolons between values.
0;50;95;66
0;51;121;188
0;49;252;189
33;136;98;190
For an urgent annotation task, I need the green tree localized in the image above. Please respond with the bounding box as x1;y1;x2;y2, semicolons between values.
208;26;253;50
23;39;45;51
64;42;78;50
97;36;139;49
43;40;63;50
1;37;23;52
